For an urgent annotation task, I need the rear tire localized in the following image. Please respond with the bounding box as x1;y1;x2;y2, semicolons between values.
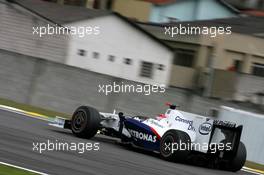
71;106;101;138
160;130;191;162
226;142;247;172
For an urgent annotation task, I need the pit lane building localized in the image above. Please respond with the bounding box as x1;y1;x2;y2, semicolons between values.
139;17;264;101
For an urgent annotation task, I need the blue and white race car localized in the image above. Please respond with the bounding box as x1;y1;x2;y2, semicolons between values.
50;104;246;172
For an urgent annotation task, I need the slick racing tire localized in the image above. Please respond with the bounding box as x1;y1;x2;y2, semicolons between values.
71;106;101;138
226;142;247;172
160;130;191;162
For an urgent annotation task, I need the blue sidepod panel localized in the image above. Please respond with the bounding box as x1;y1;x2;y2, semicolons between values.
124;118;161;151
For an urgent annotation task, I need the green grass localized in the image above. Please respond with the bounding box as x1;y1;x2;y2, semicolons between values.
0;97;70;119
245;161;264;171
0;164;38;175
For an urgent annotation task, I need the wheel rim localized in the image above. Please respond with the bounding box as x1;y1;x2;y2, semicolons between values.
161;134;174;157
72;111;86;132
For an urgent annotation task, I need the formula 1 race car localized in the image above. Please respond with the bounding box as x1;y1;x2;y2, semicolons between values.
49;103;247;172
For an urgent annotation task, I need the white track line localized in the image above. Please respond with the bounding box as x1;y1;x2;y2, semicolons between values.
0;105;51;122
242;167;264;175
0;161;49;175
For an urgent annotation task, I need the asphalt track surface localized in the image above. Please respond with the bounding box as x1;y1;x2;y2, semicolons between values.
0;109;254;175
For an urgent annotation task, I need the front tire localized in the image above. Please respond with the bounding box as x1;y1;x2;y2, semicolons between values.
160;130;191;162
71;106;101;138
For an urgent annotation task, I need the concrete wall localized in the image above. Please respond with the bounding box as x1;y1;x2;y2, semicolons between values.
0;49;113;113
198;68;264;102
169;65;196;89
217;106;264;165
0;50;36;104
210;69;236;99
234;73;264;102
1;49;263;117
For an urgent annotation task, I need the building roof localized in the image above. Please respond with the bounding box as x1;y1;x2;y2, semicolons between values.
223;0;264;11
4;0;174;50
217;0;240;14
142;0;240;14
138;16;264;38
242;10;264;17
9;0;110;24
142;0;176;5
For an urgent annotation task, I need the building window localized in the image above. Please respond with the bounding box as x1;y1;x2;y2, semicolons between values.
106;0;113;9
167;17;179;22
64;0;86;6
252;63;264;77
206;46;213;67
93;0;100;9
108;55;115;62
257;0;264;9
93;52;99;59
157;64;165;71
173;49;195;67
140;61;153;78
233;60;242;72
124;58;132;65
77;49;86;56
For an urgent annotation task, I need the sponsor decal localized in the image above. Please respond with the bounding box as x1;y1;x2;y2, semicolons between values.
175;116;195;131
54;117;65;127
188;123;195;131
128;129;157;143
199;122;212;135
213;120;236;128
149;120;164;128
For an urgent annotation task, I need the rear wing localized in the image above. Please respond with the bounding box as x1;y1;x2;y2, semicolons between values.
208;120;243;158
